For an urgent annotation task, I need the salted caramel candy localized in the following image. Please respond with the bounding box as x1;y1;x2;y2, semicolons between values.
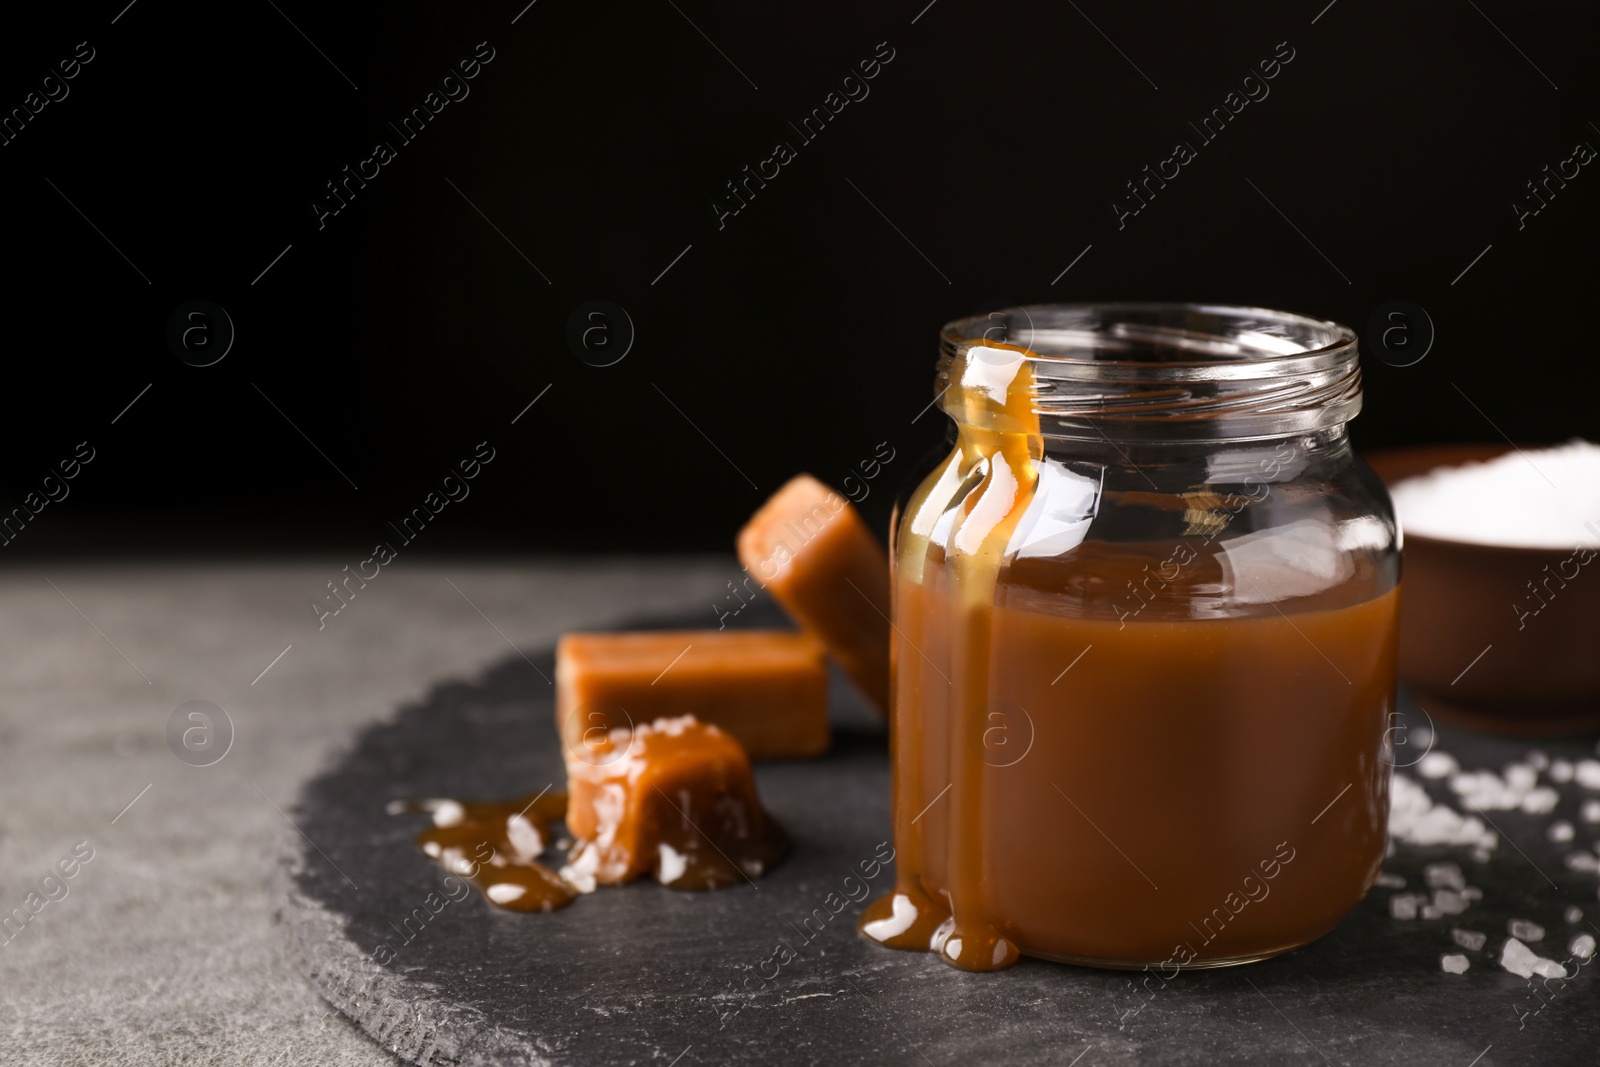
555;631;829;760
737;474;890;714
561;716;788;892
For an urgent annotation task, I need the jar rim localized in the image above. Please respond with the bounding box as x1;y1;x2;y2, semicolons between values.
937;302;1362;443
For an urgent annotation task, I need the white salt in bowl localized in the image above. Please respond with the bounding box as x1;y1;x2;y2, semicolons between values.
1366;444;1600;735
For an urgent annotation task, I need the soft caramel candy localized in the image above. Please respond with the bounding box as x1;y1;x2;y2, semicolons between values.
561;716;788;891
555;631;829;760
737;475;891;715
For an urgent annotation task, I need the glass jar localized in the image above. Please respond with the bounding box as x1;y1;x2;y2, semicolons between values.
860;303;1400;972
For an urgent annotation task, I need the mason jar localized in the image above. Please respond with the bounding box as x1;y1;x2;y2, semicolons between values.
859;303;1400;972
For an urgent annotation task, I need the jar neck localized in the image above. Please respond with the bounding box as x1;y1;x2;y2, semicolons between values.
938;303;1363;447
1025;424;1352;469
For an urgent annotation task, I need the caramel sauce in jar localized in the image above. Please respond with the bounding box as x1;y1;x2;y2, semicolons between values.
861;304;1399;972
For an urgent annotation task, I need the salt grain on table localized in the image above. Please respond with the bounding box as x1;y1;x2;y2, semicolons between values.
1548;820;1576;843
1576;760;1600;790
1571;933;1597;960
1564;852;1599;874
1508;919;1545;942
1521;786;1560;814
1565;905;1584;924
1418;751;1458;779
1432;889;1469;916
1582;799;1600;823
1440;953;1470;974
1451;928;1488;952
1500;938;1568;980
1375;872;1406;889
1424;862;1465;890
1390;894;1423;920
1527;750;1549;771
1504;763;1538;792
1551;760;1575;784
1390;775;1498;850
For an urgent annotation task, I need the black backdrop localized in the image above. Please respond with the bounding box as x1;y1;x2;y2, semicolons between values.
3;0;1595;557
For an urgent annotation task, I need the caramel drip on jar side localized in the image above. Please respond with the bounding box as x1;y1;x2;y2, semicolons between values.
860;342;1042;971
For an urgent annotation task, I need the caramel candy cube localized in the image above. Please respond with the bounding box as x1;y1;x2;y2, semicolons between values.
555;631;829;760
737;474;890;714
560;716;788;891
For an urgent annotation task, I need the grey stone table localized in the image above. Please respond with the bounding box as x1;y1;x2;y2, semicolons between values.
0;559;735;1066
5;561;1597;1066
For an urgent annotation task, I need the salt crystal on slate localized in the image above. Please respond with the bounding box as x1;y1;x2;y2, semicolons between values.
1375;872;1406;889
1500;938;1567;979
1419;752;1458;779
1390;775;1499;849
1504;763;1538;792
1441;954;1470;974
1424;862;1465;890
1471;848;1492;863
1433;890;1468;916
1508;919;1545;942
1549;821;1577;843
1582;799;1600;823
1521;787;1560;814
1451;928;1488;951
1572;934;1597;960
485;883;527;904
1390;894;1422;920
1565;906;1584;923
1527;750;1550;771
430;799;465;827
1551;760;1575;784
1452;768;1539;811
1576;760;1600;790
1564;852;1599;873
1462;887;1483;900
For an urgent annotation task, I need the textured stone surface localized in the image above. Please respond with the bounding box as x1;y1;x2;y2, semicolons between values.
0;560;733;1066
280;601;1600;1066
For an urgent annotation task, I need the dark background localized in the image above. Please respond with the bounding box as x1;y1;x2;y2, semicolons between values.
3;0;1595;557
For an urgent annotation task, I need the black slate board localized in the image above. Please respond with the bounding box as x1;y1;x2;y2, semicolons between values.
276;602;1600;1066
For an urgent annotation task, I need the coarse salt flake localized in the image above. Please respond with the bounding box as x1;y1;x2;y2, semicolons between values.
1418;752;1458;780
1500;938;1567;980
1576;760;1600;790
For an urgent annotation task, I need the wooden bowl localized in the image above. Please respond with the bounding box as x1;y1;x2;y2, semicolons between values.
1365;444;1600;736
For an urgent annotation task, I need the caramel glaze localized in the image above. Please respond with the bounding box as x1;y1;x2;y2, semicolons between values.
562;717;790;892
394;791;576;912
860;340;1041;971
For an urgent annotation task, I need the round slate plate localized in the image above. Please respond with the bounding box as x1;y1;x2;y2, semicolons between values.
276;602;1600;1066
